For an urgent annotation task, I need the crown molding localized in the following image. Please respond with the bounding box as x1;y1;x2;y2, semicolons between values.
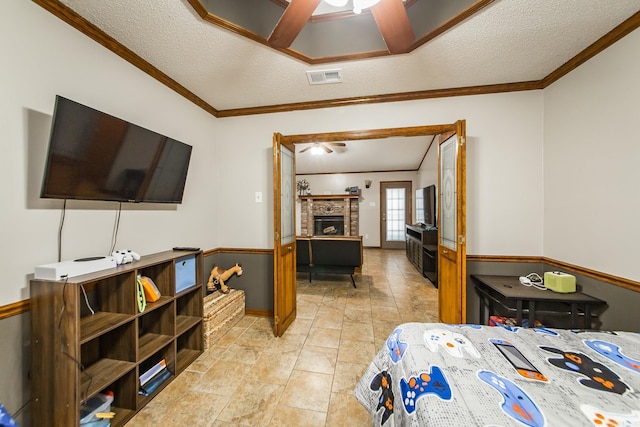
216;81;542;117
33;0;219;117
32;1;640;118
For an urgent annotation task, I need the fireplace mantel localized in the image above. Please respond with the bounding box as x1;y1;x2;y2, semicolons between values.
299;195;359;236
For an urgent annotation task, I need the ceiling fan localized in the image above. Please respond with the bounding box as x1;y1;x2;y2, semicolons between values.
269;0;415;54
299;142;346;154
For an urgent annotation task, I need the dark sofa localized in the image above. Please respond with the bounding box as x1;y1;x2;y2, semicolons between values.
296;236;363;287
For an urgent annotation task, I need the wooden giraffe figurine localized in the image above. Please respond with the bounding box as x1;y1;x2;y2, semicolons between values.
207;263;243;294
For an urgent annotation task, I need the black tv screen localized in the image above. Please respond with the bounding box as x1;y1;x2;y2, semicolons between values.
41;96;192;203
415;188;424;224
423;184;436;228
416;185;436;227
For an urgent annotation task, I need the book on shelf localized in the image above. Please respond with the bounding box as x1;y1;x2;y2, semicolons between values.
139;359;166;386
139;368;171;396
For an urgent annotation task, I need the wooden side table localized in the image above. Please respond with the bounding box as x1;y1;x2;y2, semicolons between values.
472;275;605;329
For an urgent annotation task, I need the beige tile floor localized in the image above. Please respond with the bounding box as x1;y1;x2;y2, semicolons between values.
126;248;438;426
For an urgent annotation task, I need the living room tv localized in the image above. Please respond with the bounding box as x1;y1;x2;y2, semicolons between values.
41;96;192;204
415;185;436;228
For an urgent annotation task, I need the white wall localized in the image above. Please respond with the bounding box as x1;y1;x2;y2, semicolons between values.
543;28;640;281
216;92;545;257
417;140;439;189
0;0;221;305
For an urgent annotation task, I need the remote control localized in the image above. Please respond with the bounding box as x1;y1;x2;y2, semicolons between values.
173;246;200;251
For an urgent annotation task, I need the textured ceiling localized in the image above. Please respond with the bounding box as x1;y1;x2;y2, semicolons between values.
296;135;435;174
57;0;640;111
45;0;640;174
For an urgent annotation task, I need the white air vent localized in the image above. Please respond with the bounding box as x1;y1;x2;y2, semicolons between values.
306;69;343;85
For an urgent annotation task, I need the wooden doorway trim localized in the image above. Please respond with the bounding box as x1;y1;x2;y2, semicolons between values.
282;125;457;144
273;133;297;337
436;121;467;323
274;122;464;333
380;180;412;249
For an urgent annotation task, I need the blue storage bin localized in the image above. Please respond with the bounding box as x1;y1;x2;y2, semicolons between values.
175;255;196;293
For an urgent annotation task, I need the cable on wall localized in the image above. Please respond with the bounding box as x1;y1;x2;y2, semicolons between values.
81;284;95;316
9;398;30;424
57;278;93;403
109;202;122;255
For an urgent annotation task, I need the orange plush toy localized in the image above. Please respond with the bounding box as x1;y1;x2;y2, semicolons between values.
207;263;243;294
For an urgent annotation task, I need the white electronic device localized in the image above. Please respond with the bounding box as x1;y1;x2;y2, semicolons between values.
34;256;118;280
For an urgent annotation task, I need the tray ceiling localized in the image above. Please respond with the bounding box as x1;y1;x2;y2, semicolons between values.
36;0;640;174
48;0;640;114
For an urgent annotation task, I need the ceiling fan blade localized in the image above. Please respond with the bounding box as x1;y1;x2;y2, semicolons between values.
299;145;313;153
322;145;333;153
268;0;322;49
327;142;346;147
371;0;415;54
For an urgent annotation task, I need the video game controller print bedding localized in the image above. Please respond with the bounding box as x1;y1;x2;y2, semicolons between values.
354;323;640;426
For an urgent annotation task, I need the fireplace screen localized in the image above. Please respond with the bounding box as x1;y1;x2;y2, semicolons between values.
314;216;344;236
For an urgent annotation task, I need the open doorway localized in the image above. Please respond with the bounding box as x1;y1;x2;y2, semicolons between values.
274;122;467;336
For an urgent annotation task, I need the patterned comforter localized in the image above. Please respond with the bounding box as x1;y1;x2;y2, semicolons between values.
354;323;640;426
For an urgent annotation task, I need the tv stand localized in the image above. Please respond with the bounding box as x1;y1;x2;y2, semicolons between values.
405;224;438;287
30;249;204;426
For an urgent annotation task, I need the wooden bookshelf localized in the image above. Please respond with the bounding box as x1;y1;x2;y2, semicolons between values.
30;250;204;426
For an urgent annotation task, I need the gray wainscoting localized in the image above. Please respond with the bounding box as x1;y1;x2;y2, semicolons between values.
0;312;31;426
557;268;640;331
204;252;274;312
467;260;640;331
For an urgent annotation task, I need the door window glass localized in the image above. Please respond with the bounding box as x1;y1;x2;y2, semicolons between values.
440;136;457;250
385;187;406;241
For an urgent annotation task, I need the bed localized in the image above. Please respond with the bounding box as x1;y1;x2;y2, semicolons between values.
354;323;640;426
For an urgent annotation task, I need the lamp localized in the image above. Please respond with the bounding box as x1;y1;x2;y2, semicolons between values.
323;0;348;6
365;179;372;188
310;144;324;155
352;0;381;14
322;0;381;14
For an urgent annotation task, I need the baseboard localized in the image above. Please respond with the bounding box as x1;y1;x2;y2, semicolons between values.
245;308;273;317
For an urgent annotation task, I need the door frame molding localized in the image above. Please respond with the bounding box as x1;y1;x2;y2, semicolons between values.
281;124;457;144
274;123;462;328
379;180;412;249
272;133;297;336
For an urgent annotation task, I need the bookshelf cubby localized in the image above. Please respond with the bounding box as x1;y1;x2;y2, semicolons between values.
30;249;204;426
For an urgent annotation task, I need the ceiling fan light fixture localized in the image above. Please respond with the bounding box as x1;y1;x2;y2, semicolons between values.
323;0;349;6
300;141;346;155
352;0;381;14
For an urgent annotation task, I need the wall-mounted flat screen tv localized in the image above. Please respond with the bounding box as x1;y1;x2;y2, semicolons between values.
415;184;436;228
41;96;192;203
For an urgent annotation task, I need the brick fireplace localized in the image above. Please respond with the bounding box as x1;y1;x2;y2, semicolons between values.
299;195;359;236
